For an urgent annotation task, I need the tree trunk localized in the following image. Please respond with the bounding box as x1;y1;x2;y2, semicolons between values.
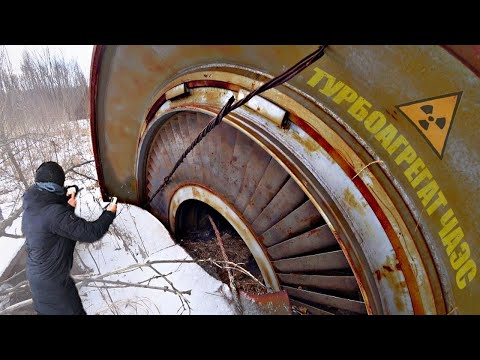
5;142;29;190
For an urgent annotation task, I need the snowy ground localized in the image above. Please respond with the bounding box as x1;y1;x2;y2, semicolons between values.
73;188;235;315
0;185;27;278
0;119;235;315
0;212;24;277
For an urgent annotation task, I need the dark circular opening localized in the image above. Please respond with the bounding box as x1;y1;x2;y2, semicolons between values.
175;200;267;295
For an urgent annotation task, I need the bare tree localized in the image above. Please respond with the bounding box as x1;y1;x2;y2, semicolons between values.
0;46;89;238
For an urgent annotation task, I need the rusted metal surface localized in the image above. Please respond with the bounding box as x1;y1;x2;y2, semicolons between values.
185;113;205;185
286;116;426;311
232;143;271;213
139;86;428;314
145;93;166;126
443;45;480;78
240;290;292;315
92;45;480;314
138;82;431;314
165;84;189;100
145;46;325;208
279;274;359;293
215;119;238;200
284;286;367;314
294;47;478;314
224;127;255;200
273;250;350;273
144;108;367;313
89;45;108;201
254;112;417;314
242;158;288;223
267;224;338;260
192;112;217;190
157;71;441;312
145;130;169;217
187;80;241;93
290;299;334;315
175;113;195;178
237;89;286;127
261;200;324;247
251;178;306;235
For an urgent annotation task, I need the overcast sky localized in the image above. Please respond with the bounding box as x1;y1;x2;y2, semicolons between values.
4;45;94;78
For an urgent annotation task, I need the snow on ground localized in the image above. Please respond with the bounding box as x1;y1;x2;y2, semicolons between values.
0;118;235;314
74;187;234;315
0;219;24;278
0;201;25;278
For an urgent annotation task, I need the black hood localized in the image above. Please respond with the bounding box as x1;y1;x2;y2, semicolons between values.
22;185;68;212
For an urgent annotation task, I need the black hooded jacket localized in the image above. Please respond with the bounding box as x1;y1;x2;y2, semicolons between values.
21;184;115;314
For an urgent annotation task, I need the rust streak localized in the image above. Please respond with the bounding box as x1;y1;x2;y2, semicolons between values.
343;188;366;215
143;80;237;142
145;93;167;125
383;265;394;272
291;130;319;152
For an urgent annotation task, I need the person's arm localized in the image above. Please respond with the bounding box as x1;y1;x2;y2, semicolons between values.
49;204;116;243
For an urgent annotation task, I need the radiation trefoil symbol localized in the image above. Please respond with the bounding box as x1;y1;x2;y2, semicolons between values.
418;105;446;131
396;92;462;159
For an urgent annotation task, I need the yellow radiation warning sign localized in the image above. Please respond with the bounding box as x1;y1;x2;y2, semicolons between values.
396;92;462;159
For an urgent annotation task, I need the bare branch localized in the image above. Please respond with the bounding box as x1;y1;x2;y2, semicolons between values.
71;169;97;182
64;160;94;175
126;205;149;256
4;144;28;189
0;299;33;315
0;280;28;297
81;279;191;296
221;265;266;290
146;263;191;314
0;232;23;239
0;268;25;286
86;246;118;315
72;260;193;314
0;206;23;236
208;215;243;314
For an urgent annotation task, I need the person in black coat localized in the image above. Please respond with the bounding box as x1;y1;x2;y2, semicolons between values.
21;161;117;315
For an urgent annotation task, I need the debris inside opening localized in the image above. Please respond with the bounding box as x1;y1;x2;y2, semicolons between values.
175;200;267;295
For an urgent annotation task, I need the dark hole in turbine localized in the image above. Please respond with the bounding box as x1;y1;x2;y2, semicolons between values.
175;200;267;295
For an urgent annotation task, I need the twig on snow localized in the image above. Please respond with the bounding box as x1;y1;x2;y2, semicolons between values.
0;299;33;315
208;215;243;315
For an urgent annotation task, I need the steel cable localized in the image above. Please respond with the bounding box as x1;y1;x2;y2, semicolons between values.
144;45;328;208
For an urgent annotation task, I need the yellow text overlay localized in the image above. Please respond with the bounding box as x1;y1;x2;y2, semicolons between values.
307;67;476;290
